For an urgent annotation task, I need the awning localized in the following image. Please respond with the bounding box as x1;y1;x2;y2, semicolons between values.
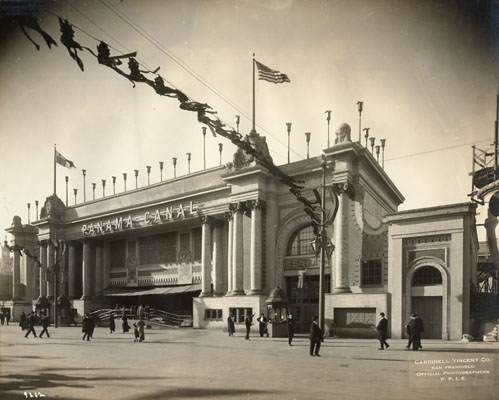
99;284;202;297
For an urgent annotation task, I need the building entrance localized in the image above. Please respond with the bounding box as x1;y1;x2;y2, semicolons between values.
411;296;442;339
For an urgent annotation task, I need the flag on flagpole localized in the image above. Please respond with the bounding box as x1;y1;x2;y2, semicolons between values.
255;60;290;84
55;150;76;169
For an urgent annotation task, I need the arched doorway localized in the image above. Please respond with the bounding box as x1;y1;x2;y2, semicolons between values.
406;261;448;339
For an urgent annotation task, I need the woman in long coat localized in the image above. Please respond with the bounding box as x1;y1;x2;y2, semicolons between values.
122;313;130;333
109;313;115;333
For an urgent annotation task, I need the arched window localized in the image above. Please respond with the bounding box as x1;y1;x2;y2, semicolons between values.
287;225;315;256
412;266;442;286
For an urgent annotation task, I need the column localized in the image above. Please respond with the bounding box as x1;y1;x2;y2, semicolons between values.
199;217;213;297
67;242;76;299
249;200;263;295
212;222;224;296
12;249;21;300
102;241;111;289
40;242;47;296
333;183;352;293
94;241;103;296
47;240;55;299
81;240;92;299
226;213;233;295
231;203;245;295
24;253;33;300
59;249;67;297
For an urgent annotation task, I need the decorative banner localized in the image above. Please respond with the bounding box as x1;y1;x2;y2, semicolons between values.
9;11;329;236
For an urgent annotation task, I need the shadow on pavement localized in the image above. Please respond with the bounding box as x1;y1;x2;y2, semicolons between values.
131;387;281;399
418;348;499;354
0;372;169;394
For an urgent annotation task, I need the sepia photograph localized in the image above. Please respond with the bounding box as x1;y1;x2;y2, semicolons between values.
0;0;498;399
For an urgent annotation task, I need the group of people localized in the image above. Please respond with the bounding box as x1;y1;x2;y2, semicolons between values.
376;312;425;351
227;312;321;355
21;311;50;338
228;310;425;357
0;310;10;325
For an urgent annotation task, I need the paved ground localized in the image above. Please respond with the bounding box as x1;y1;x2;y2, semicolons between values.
0;324;498;400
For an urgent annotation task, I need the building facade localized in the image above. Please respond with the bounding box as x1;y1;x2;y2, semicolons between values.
4;132;478;340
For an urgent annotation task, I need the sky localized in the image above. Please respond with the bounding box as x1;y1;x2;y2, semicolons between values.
0;0;497;241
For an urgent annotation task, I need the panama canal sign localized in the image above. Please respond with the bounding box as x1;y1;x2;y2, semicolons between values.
81;201;199;236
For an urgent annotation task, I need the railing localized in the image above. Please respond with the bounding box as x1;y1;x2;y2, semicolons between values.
87;307;193;327
148;308;193;327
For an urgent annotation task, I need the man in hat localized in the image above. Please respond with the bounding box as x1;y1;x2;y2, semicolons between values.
376;312;389;350
309;316;322;356
39;313;51;338
24;312;37;338
408;312;424;351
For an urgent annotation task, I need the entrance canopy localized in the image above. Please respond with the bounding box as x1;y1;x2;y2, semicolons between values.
99;284;201;297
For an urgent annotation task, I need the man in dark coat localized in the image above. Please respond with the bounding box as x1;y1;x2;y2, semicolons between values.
5;311;10;325
122;313;130;333
109;313;116;334
245;313;255;340
0;312;4;325
24;313;37;338
408;312;424;351
227;313;235;336
376;312;389;350
82;313;92;341
309;316;322;356
19;311;27;331
256;313;269;337
39;313;51;338
287;314;296;346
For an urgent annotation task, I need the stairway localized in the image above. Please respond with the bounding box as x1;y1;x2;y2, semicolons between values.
483;321;499;342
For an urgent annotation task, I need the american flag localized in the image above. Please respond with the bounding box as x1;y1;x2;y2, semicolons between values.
255;60;290;84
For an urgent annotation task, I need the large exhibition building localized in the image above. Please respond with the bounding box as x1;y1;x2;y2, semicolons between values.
2;128;479;341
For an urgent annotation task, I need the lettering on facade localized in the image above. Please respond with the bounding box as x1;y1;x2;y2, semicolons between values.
81;201;199;236
284;257;317;270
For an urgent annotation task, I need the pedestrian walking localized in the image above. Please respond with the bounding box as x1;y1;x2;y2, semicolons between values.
82;313;92;341
24;313;37;338
133;322;140;342
408;312;424;351
227;313;235;336
245;313;255;340
39;313;50;338
6;311;10;325
287;314;296;346
19;311;27;331
0;312;4;325
309;316;322;356
405;316;413;350
257;313;269;337
122;313;130;333
376;312;389;350
109;313;116;333
137;318;146;342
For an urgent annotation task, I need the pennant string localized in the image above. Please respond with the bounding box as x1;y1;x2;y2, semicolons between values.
16;12;326;234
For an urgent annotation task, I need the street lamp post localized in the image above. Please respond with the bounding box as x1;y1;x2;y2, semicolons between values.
218;143;223;166
173;157;177;178
159;161;164;181
82;169;86;202
310;156;337;334
146;166;151;185
112;176;116;195
286;123;292;164
92;183;96;200
123;173;127;192
202;127;207;169
73;188;77;204
134;169;139;189
325;111;332;148
357;101;363;142
305;132;311;159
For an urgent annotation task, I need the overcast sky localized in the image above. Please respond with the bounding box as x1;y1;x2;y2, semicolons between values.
0;0;497;240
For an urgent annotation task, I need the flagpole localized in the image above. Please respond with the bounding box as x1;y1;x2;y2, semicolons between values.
252;53;256;133
54;144;57;195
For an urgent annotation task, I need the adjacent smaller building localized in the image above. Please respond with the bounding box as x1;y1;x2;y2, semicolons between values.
384;203;478;341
